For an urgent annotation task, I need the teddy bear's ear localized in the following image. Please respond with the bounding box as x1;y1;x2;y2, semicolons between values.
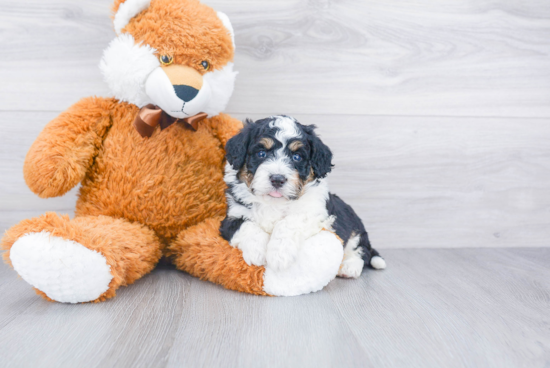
216;11;235;49
113;0;151;35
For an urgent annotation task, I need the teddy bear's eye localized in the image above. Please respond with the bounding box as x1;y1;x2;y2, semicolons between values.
159;55;173;66
201;61;210;71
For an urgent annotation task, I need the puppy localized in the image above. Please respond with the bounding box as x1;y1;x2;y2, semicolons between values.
220;115;386;278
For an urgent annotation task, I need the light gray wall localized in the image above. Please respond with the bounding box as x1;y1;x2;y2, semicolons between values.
1;0;549;248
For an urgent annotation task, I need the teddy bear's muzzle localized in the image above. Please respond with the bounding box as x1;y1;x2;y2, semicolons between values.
145;66;212;120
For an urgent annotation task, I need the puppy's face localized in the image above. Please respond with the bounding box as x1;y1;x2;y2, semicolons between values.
226;116;333;200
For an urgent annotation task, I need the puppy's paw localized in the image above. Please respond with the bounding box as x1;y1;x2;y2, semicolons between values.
266;236;298;271
337;256;364;279
240;237;268;266
231;221;270;266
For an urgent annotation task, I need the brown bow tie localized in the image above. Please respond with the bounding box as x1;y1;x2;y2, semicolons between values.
133;104;208;138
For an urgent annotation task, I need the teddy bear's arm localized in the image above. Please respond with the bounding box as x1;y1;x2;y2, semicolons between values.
203;113;244;148
23;97;116;198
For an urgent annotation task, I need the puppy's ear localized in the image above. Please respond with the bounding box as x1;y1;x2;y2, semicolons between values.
226;119;254;170
303;125;333;179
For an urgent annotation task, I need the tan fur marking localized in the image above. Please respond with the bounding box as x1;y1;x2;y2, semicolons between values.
298;168;316;197
238;167;254;187
162;65;203;89
259;137;274;150
289;140;304;151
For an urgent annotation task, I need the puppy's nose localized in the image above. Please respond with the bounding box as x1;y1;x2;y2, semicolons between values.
270;174;287;189
173;85;199;102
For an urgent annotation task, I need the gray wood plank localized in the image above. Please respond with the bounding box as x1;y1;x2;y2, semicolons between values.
166;279;368;368
325;248;550;368
0;260;40;331
4;111;549;249
0;0;113;112
0;0;549;117
0;264;192;368
0;248;548;367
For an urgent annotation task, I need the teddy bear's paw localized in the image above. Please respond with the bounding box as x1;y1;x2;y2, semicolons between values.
9;231;113;303
266;235;298;271
263;231;343;297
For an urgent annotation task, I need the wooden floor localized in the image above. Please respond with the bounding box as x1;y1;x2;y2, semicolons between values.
0;248;548;368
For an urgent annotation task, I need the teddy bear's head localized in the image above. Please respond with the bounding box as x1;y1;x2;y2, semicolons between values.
100;0;237;119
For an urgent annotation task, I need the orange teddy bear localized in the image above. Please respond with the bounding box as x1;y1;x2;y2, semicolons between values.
1;0;342;302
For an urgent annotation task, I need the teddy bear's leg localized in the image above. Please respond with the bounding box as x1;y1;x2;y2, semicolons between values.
167;217;269;296
168;218;343;297
1;212;162;303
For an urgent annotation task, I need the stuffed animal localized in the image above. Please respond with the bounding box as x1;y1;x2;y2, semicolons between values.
1;0;350;302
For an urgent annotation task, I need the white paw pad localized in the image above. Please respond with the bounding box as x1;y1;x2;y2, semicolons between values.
10;231;113;303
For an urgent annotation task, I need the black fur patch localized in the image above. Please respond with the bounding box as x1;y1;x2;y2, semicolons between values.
225;119;256;171
301;124;333;179
220;216;245;242
327;193;379;267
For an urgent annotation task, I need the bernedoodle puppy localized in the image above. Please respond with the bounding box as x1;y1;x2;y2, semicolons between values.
221;115;386;280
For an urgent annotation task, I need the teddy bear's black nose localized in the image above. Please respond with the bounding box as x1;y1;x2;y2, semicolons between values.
173;85;199;102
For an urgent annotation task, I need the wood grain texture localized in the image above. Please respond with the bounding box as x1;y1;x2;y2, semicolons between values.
3;111;549;249
0;0;549;117
0;248;548;368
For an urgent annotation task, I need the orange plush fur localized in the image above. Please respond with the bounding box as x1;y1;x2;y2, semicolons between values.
114;0;234;74
1;0;267;301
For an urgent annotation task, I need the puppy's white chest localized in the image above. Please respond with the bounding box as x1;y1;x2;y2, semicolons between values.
252;203;288;233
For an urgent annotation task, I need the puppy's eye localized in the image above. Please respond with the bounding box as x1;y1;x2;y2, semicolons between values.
201;61;210;70
292;153;302;162
159;55;173;66
257;150;267;158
